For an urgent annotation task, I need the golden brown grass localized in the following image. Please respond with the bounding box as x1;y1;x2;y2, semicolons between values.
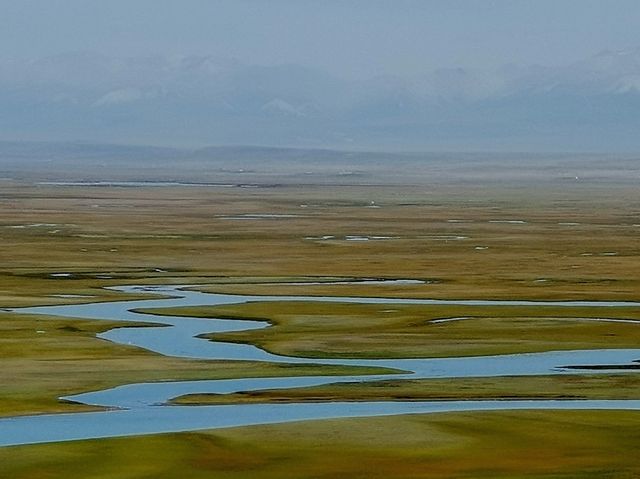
1;182;639;304
2;181;640;476
2;410;640;478
173;374;640;405
0;312;389;417
140;302;640;358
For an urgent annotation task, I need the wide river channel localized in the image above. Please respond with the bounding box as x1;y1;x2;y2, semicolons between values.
2;282;640;447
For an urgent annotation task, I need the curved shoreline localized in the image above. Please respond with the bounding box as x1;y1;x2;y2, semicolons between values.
2;283;640;447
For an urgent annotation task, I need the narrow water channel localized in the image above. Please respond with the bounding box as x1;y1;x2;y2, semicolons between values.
2;283;640;447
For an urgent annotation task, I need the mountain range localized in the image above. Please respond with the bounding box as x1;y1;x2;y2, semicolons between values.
2;49;640;151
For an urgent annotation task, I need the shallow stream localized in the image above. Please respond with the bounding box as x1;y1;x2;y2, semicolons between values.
2;283;640;447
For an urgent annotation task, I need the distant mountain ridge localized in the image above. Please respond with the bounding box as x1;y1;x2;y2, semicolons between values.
2;50;640;151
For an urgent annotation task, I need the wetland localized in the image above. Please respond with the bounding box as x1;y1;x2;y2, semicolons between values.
1;153;640;477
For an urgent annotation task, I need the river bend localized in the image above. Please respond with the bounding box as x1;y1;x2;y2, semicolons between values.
2;283;640;447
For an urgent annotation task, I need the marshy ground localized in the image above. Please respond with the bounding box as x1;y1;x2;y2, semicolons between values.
141;302;640;359
3;411;640;478
1;156;640;477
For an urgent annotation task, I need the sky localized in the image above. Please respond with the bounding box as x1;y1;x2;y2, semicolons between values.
2;1;640;151
2;0;640;79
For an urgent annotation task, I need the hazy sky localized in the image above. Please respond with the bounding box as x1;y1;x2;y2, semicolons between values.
2;0;640;78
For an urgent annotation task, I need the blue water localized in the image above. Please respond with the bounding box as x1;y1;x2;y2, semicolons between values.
2;283;640;447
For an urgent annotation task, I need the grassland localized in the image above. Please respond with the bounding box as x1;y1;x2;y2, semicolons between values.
1;168;640;477
173;373;640;405
1;179;639;304
3;410;640;478
0;312;390;417
139;302;640;358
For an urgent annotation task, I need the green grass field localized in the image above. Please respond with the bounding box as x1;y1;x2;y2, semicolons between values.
3;410;640;478
172;373;640;405
2;180;640;477
0;312;390;417
139;302;640;359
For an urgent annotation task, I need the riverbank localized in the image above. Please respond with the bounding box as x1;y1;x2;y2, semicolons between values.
0;308;390;417
3;410;640;478
140;301;640;359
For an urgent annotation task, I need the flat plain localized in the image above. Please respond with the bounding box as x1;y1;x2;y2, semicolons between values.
1;151;640;477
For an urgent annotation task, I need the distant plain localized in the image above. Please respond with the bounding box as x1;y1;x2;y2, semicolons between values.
1;146;640;477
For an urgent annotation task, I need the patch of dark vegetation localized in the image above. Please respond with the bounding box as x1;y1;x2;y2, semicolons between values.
563;364;640;370
57;325;82;332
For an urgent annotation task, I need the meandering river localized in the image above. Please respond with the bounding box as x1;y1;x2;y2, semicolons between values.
2;283;640;447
